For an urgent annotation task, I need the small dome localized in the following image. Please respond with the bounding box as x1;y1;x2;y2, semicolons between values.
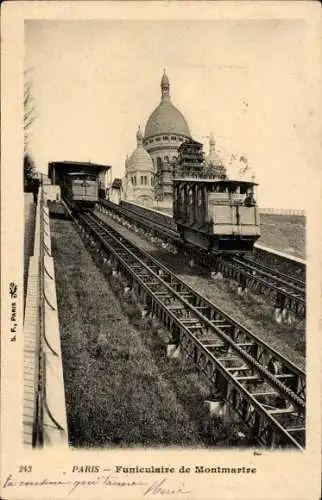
207;132;224;168
208;152;225;168
127;128;154;172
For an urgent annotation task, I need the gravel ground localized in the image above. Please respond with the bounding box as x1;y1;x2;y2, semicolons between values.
95;209;306;371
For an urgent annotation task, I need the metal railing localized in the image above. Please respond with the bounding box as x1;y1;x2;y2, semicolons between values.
32;181;68;447
260;208;305;216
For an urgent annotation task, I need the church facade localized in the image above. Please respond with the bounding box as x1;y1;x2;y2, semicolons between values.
123;71;224;210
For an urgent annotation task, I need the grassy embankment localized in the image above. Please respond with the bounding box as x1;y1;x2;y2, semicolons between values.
258;215;305;259
50;213;250;448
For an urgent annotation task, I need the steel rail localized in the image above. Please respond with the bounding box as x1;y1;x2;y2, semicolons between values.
98;199;179;240
214;258;305;317
97;200;306;316
90;212;305;401
231;257;305;295
76;211;305;449
240;256;305;289
84;212;306;447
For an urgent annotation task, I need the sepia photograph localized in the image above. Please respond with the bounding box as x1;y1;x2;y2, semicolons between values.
1;2;321;499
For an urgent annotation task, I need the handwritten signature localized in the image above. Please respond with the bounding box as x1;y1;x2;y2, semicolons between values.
144;478;191;496
3;473;191;496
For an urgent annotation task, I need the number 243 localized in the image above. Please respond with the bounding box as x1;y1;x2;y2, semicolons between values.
19;465;32;473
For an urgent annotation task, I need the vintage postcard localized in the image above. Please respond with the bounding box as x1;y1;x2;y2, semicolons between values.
1;1;321;499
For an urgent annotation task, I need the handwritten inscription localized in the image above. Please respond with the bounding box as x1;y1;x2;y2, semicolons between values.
144;478;191;496
9;282;18;341
3;464;257;496
2;473;191;496
3;473;146;495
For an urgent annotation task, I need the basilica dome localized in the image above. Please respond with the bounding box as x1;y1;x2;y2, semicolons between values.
144;71;191;139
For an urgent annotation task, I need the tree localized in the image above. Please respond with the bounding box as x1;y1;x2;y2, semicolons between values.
24;69;37;189
24;153;35;189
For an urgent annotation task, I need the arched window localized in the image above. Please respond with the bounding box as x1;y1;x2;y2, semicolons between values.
164;156;169;163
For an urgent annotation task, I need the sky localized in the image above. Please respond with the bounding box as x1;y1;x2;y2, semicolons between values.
25;18;321;209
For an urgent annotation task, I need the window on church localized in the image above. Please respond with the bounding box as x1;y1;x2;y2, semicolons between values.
149;139;153;143
140;176;143;185
156;137;161;142
163;136;169;141
171;136;176;141
164;156;169;163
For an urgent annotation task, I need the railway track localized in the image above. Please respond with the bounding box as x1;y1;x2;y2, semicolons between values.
97;200;306;317
74;208;305;449
98;199;179;242
237;256;305;291
215;257;305;318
